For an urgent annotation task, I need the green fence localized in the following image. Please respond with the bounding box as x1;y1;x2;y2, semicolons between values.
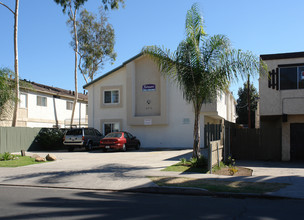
0;127;41;153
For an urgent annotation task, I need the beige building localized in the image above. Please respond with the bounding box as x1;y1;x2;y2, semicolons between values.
259;51;304;161
84;53;236;149
0;81;88;128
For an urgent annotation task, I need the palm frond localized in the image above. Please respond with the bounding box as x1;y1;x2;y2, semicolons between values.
142;45;177;77
185;3;206;47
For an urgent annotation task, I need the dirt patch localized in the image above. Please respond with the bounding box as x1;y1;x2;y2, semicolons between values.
213;166;253;176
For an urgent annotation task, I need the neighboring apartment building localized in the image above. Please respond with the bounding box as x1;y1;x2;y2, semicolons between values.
0;81;88;128
259;51;304;161
83;53;236;149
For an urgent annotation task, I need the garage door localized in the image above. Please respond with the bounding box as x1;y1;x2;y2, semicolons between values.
290;123;304;161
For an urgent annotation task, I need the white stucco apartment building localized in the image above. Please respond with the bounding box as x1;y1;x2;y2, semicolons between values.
84;53;236;149
0;81;88;128
259;51;304;161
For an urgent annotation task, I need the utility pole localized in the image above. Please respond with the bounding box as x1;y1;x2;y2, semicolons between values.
247;74;251;129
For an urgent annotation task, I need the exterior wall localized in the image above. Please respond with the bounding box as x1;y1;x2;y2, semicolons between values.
217;92;227;119
260;53;304;161
259;57;304;116
88;67;127;131
86;55;199;149
201;91;236;123
86;54;236;149
1;90;88;128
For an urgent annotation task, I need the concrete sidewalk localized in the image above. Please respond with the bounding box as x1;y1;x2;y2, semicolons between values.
1;149;304;199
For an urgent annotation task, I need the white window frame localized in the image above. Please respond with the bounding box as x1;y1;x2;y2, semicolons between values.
37;96;47;107
66;101;73;110
103;90;119;104
19;93;27;109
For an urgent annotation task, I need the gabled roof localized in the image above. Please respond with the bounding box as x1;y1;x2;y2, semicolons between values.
260;51;304;60
21;80;88;101
83;53;143;89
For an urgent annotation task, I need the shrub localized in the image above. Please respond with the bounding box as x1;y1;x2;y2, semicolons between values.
190;156;208;168
180;158;187;166
226;155;236;167
35;128;67;150
228;167;238;175
0;152;18;161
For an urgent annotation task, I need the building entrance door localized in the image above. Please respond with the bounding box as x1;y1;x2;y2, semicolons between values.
290;123;304;161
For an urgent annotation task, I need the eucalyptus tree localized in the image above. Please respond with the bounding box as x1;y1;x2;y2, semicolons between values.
0;0;19;127
0;68;16;121
142;3;263;159
54;0;124;127
72;8;116;83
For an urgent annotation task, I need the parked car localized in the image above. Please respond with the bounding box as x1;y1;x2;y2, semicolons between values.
63;127;104;152
100;131;140;152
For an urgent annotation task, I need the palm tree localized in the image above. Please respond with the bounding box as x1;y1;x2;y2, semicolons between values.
142;3;263;159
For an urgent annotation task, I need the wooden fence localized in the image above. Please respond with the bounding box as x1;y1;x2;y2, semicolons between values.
204;123;222;148
227;122;282;161
0;127;41;153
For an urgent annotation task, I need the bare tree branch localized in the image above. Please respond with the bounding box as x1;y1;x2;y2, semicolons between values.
0;2;15;14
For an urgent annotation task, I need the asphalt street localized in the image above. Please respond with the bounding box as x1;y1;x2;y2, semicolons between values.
1;185;304;220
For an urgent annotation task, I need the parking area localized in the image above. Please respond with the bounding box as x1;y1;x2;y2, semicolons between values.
0;149;193;190
1;149;304;199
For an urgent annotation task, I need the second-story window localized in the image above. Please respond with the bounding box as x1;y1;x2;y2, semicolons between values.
37;96;47;107
104;90;119;104
280;66;304;90
66;101;73;110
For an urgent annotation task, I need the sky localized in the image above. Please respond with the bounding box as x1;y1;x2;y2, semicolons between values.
1;0;304;99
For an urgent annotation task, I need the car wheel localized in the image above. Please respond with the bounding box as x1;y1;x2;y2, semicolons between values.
135;142;140;150
68;146;74;152
122;144;126;152
87;142;93;151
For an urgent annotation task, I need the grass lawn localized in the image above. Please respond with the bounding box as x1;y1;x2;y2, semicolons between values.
149;176;289;194
0;155;47;167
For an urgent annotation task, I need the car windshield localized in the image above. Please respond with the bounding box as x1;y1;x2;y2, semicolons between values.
105;132;122;138
66;129;82;136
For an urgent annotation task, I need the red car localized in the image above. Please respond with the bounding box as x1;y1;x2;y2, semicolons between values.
100;131;141;152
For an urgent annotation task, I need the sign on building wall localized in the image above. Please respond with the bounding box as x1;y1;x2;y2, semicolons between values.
144;119;152;125
142;84;156;92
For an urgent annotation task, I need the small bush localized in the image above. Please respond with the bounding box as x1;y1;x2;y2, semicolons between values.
226;155;236;167
190;156;208;168
180;158;187;166
228;167;238;175
0;152;18;161
35;128;67;150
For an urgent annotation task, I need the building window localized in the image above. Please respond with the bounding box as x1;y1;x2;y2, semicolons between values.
19;93;27;108
104;90;119;104
103;122;120;135
66;101;73;110
280;66;304;90
37;96;47;107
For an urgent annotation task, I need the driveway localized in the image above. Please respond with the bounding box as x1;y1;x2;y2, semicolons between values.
1;149;304;199
0;149;193;190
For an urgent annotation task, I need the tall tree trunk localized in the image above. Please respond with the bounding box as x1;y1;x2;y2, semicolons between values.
247;74;251;129
192;105;201;159
70;8;78;128
12;0;19;127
